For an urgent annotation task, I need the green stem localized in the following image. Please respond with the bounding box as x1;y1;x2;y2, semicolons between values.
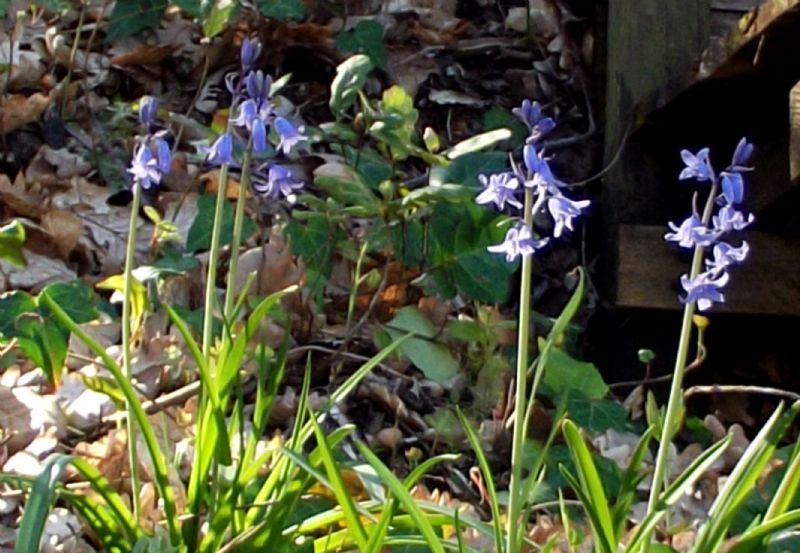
643;181;719;549
506;188;534;553
202;161;231;358
224;143;253;318
39;293;180;544
122;182;142;521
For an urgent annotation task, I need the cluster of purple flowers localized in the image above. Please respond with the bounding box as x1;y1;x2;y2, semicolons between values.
201;38;305;202
128;96;171;190
478;99;590;261
664;138;754;310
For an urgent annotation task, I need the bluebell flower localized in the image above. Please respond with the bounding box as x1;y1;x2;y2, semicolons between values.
252;164;304;202
705;241;749;272
487;224;549;262
679;148;714;182
475;172;523;210
155;137;171;174
128;143;162;190
665;214;715;248
680;270;729;311
274;117;306;155
521;143;560;193
241;38;262;71
512;99;556;141
245;70;272;105
712;204;754;233
252;119;268;153
729;137;754;170
231;99;259;130
139;96;158;127
720;171;744;204
547;195;590;238
201;132;234;166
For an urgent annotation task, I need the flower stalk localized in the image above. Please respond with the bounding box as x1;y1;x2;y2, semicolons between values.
122;181;142;520
506;187;534;553
643;139;754;549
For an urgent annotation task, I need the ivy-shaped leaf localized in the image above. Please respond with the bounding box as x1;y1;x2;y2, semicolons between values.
336;20;387;69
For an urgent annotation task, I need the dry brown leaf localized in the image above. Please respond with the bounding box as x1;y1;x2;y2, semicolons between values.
41;209;83;259
110;44;175;66
0;91;53;135
235;243;303;298
0;249;77;292
0;173;47;219
0;385;33;453
73;429;131;492
200;169;243;199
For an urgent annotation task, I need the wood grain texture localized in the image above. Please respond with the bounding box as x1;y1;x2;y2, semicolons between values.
617;225;800;315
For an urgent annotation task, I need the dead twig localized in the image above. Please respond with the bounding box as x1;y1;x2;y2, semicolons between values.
684;385;800;403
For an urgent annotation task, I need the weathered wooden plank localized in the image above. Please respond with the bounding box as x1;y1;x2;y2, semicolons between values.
790;80;800;181
617;225;800;316
605;0;711;163
711;0;762;11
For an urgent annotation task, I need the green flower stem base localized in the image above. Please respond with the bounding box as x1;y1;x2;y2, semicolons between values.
506;188;534;553
122;181;142;520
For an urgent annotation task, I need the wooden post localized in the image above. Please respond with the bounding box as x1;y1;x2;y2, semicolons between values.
605;0;711;168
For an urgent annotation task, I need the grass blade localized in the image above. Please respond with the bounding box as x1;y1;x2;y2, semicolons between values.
15;454;74;553
457;407;504;553
310;415;369;550
561;419;616;553
356;440;446;553
692;402;800;552
625;434;731;553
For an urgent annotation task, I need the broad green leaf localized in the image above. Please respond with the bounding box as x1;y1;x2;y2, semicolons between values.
543;347;608;400
106;0;167;40
564;396;628;433
202;0;236;37
445;128;511;159
336;20;386;68
187;193;256;253
0;291;36;340
0;220;26;267
258;0;304;19
40;280;99;324
330;55;373;118
313;163;381;215
429;151;508;188
384;307;459;383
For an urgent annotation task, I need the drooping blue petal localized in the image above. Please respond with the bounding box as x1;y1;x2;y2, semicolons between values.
475;172;522;210
487;224;549;262
720;172;743;204
252;119;268;153
679;147;714;182
547;195;590;238
201;132;234;166
730;137;754;169
155;138;171;174
241;38;262;71
274;117;306;155
139;96;158;127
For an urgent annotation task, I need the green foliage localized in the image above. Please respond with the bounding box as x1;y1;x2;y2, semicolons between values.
0;220;27;268
383;306;459;383
336;20;387;69
107;0;168;40
187;193;257;253
0;281;99;385
258;0;305;20
330;55;374;118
